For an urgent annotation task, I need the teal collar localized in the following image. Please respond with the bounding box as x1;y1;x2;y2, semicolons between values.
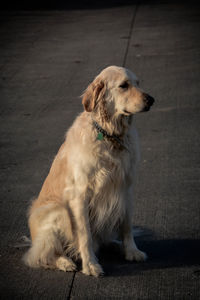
92;120;129;152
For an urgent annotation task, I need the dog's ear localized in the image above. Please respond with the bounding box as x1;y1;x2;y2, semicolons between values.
82;80;105;112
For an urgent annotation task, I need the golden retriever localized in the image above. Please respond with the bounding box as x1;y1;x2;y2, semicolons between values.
23;65;154;277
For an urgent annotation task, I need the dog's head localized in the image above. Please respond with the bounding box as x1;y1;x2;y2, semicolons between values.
82;65;154;120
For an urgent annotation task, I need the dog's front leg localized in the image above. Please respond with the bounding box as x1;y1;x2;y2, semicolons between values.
122;202;147;262
71;196;104;277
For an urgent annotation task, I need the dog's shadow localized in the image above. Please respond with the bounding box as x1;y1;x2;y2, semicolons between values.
98;229;200;276
12;228;200;277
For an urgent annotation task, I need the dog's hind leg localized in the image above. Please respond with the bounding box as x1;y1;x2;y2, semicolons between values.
23;204;76;271
23;227;77;271
55;256;76;271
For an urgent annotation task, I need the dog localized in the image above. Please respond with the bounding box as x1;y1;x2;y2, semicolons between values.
23;65;154;277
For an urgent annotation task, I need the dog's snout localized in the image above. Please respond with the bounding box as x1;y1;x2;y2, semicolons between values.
144;93;155;106
142;93;155;112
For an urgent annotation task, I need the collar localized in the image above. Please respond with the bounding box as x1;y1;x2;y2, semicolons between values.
92;119;130;152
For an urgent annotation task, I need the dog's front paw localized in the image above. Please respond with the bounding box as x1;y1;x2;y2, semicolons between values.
82;262;104;277
125;248;147;262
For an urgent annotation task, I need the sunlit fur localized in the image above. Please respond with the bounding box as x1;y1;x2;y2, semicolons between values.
23;66;153;277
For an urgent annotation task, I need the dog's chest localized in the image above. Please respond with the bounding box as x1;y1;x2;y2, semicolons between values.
91;131;138;192
94;152;132;190
88;150;134;233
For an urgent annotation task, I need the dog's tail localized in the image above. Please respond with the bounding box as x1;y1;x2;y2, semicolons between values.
13;235;32;248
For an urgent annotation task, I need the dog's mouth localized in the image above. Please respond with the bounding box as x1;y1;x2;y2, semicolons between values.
123;95;155;115
123;109;132;116
143;105;152;112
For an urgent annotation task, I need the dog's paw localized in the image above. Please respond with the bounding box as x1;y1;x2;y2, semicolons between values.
125;248;147;262
56;256;77;272
82;262;104;277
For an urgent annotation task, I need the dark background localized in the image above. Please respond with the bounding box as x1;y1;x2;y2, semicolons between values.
0;0;200;299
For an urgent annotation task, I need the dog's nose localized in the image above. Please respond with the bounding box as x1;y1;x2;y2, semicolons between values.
144;93;155;106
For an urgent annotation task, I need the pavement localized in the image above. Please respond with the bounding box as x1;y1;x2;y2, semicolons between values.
0;0;200;299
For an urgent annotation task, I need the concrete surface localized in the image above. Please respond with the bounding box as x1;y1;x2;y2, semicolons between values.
0;0;200;299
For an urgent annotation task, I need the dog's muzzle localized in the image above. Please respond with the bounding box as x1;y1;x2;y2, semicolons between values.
143;93;155;111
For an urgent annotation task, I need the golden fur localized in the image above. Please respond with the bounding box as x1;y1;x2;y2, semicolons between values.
23;66;154;276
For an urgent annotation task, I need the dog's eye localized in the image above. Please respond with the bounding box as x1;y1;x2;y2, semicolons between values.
119;81;129;89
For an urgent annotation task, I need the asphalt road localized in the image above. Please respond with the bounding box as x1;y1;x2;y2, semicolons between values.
0;1;200;299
